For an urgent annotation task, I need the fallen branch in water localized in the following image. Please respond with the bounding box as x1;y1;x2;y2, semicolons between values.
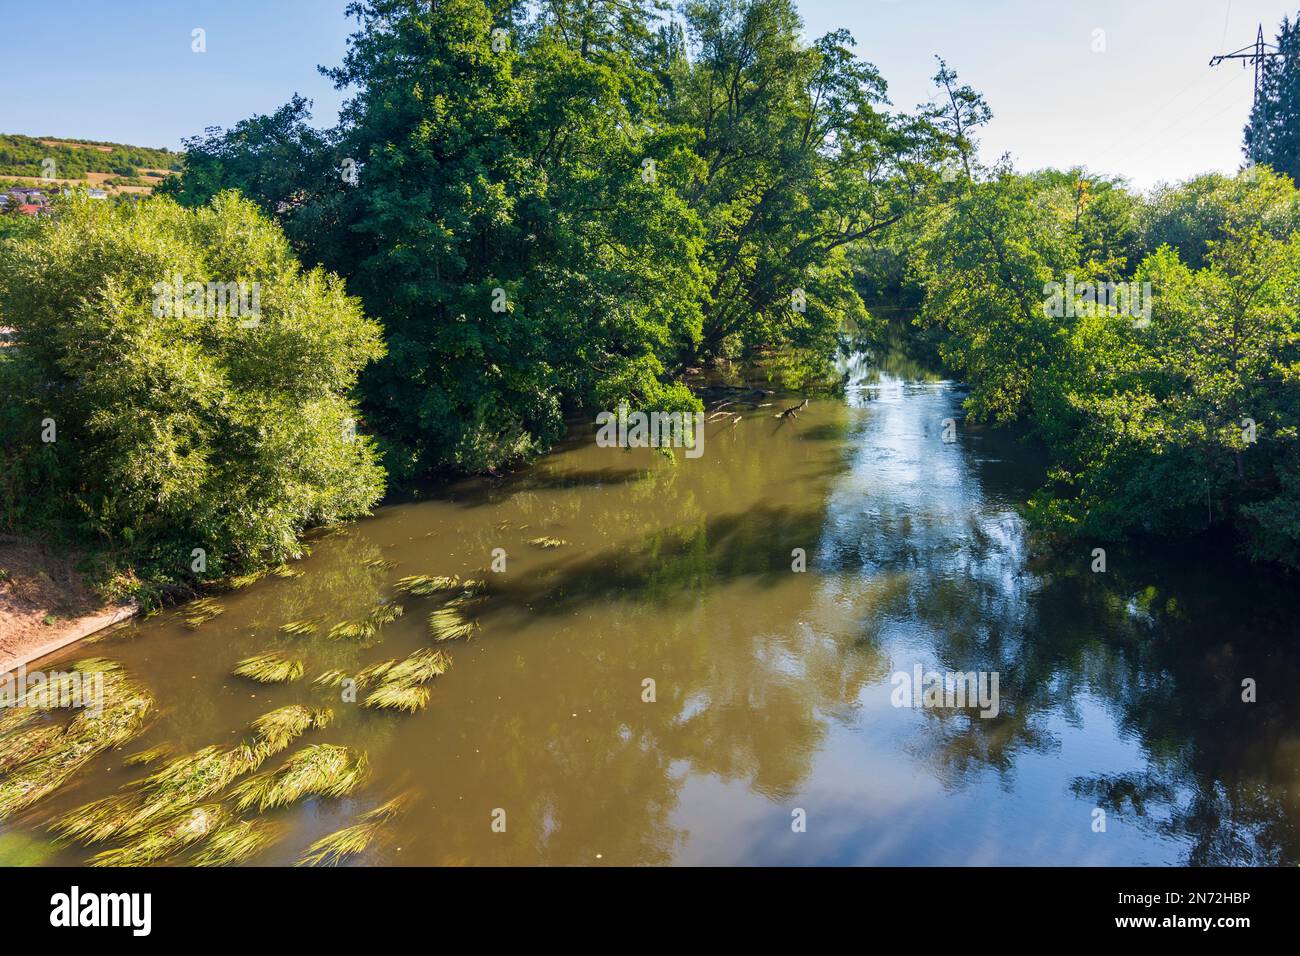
775;398;809;419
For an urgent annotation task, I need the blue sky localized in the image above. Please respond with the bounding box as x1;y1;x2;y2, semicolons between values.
0;0;1294;189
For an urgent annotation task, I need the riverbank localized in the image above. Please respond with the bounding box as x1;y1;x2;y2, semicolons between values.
0;536;137;673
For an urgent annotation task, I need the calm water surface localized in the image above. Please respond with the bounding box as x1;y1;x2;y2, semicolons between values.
4;365;1299;865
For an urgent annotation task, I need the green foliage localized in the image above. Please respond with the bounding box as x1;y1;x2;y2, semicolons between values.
914;151;1300;567
668;0;929;363
1245;14;1300;183
165;0;939;476
0;191;386;600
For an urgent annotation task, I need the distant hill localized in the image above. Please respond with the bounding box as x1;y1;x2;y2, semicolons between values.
0;133;182;195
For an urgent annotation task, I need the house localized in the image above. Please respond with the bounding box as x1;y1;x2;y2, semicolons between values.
87;188;108;199
18;204;40;216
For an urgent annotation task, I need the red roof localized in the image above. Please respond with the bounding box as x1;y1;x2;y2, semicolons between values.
18;204;39;216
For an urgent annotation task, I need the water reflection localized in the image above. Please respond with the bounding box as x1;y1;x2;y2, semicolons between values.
3;368;1298;866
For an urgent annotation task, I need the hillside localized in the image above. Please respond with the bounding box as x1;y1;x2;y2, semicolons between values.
0;133;182;194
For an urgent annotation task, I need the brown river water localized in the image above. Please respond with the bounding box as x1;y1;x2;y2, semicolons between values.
3;362;1300;865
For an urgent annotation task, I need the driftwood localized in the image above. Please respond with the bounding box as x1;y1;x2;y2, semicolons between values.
775;398;809;419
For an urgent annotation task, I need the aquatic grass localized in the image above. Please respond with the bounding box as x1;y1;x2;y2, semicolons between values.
250;704;331;754
364;684;429;713
387;647;451;683
326;601;403;641
0;663;153;819
0;703;40;739
271;564;303;579
229;744;369;812
354;659;397;685
0;726;61;775
121;745;171;768
52;705;329;844
54;745;257;844
368;602;403;627
192;818;284;866
426;596;481;642
89;804;228;867
362;648;451;713
279;615;325;637
395;574;461;596
182;598;225;629
232;653;305;684
362;557;397;570
528;536;568;549
297;794;411;866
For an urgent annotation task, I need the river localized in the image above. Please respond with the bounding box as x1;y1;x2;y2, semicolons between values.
2;362;1298;865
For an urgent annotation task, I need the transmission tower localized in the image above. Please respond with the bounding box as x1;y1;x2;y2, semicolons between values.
1210;24;1284;108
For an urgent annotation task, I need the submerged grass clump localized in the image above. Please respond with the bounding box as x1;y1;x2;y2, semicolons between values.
298;794;412;866
232;653;305;684
313;650;450;714
52;705;330;844
182;598;224;629
192;818;285;866
0;661;153;820
89;804;228;867
365;648;452;713
327;601;403;641
394;574;461;596
229;744;368;812
279;616;325;637
121;745;171;768
250;704;332;754
528;536;568;549
427;595;481;642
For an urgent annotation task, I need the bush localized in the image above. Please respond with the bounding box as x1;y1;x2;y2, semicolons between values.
0;191;386;600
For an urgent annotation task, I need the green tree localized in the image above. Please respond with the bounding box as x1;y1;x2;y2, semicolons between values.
0;192;386;599
1245;14;1300;183
668;0;934;372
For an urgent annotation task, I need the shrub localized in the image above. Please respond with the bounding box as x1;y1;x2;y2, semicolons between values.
0;191;386;600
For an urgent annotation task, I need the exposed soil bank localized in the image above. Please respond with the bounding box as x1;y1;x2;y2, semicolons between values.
0;535;137;673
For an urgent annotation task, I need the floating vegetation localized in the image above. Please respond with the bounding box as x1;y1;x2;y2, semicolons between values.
122;745;171;768
326;601;403;641
354;659;396;685
298;794;411;866
280;615;325;637
53;705;329;844
528;536;568;549
229;744;368;812
232;652;305;684
0;725;61;775
313;649;450;714
0;661;153;820
426;595;481;642
395;574;462;596
313;669;351;688
182;598;225;629
364;684;429;713
270;564;303;579
250;704;331;755
192;818;284;866
364;648;452;713
362;557;397;571
89;804;228;867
